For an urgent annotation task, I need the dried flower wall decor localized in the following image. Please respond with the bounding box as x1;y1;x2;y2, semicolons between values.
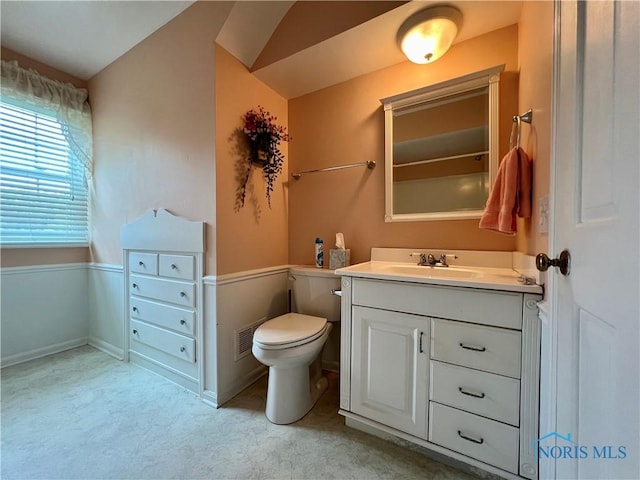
239;106;290;208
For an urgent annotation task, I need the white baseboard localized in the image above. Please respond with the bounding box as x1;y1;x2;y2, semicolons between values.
1;337;88;368
201;390;219;408
88;337;124;360
215;365;267;407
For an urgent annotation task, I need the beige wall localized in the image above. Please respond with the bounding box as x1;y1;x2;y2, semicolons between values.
214;45;288;275
88;2;233;274
516;1;554;255
0;48;90;267
288;25;519;266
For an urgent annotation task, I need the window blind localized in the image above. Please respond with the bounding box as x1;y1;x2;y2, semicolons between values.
0;101;89;245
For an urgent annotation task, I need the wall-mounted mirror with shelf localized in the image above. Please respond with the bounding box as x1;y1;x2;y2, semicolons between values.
382;65;504;222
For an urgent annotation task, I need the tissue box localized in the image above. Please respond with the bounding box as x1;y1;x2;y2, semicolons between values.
329;249;350;270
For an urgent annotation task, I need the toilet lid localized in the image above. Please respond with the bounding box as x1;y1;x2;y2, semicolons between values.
254;313;327;347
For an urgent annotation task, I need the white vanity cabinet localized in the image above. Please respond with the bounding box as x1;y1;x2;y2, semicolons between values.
339;275;542;480
351;306;428;438
121;209;205;395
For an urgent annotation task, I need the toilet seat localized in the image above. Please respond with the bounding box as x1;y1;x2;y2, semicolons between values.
254;313;328;350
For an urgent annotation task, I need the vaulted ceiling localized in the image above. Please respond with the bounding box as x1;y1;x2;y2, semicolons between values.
1;1;522;99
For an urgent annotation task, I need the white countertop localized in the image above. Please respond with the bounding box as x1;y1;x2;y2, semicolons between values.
335;260;543;294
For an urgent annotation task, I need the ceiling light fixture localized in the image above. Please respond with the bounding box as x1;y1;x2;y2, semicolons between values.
397;6;462;64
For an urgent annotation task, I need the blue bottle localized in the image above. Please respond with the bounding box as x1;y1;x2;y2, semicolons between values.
315;237;324;268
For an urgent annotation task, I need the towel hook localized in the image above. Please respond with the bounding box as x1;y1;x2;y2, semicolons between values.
510;109;533;149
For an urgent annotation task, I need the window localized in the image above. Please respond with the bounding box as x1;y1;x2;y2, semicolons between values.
0;100;89;245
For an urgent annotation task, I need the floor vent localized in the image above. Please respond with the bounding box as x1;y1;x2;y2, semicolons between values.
235;317;266;361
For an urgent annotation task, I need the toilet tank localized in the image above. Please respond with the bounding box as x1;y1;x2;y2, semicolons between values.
289;266;341;323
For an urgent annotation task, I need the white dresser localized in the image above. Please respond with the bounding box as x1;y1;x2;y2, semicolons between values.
121;209;205;394
337;251;543;480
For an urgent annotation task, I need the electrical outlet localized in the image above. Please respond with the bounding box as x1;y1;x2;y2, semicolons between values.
539;195;549;234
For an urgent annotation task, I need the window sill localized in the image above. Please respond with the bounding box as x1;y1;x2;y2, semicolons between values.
1;243;90;249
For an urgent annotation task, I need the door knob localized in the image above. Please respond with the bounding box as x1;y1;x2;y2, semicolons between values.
536;250;571;276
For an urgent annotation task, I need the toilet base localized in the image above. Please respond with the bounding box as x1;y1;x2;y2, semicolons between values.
265;357;328;424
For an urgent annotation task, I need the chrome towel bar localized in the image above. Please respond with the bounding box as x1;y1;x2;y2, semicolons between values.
292;160;375;179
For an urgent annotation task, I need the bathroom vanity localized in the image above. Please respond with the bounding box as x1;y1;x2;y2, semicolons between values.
336;249;543;480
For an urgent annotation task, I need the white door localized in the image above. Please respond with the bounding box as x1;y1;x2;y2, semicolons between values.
543;1;639;479
351;305;428;438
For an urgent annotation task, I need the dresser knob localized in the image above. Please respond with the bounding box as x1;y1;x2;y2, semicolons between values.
132;283;138;289
138;261;144;267
171;264;178;270
180;319;186;325
180;346;186;353
132;307;138;313
180;292;187;298
132;329;138;335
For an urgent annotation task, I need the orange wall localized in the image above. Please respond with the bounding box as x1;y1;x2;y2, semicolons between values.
215;45;288;275
516;1;553;255
288;25;519;266
0;48;89;267
88;2;232;274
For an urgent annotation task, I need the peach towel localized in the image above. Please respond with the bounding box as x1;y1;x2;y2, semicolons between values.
479;146;532;235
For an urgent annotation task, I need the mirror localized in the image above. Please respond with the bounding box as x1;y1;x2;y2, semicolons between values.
382;65;504;222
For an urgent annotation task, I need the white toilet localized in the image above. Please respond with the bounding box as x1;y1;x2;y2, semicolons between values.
252;267;340;424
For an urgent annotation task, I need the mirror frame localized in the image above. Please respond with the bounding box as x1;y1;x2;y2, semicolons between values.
381;65;504;222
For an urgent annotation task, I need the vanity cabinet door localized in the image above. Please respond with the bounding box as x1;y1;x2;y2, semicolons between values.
351;306;428;439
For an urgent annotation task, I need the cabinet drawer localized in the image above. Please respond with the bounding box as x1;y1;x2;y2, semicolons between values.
130;274;195;307
352;279;522;329
431;319;521;378
130;297;196;336
131;320;195;362
430;361;520;426
429;402;519;474
159;254;195;280
129;252;158;275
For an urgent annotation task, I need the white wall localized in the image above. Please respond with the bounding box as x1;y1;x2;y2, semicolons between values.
203;267;290;407
1;264;89;366
88;264;125;359
1;263;341;410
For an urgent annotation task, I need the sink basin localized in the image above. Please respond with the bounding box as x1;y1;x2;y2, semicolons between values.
381;264;482;280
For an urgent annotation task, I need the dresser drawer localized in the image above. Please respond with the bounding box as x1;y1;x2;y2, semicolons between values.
430;361;520;426
431;319;521;378
429;402;519;474
130;274;195;307
131;320;195;362
129;252;158;275
159;254;195;280
352;279;522;329
130;297;196;336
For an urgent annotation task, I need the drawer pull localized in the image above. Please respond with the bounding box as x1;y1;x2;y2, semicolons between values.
180;346;186;353
458;387;486;399
132;306;138;313
180;291;187;298
459;342;486;352
171;264;178;270
180;319;187;326
132;283;138;289
457;430;484;445
138;261;144;267
132;329;138;335
419;332;424;353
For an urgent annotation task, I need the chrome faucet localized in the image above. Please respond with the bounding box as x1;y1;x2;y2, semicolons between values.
411;252;457;267
411;253;437;266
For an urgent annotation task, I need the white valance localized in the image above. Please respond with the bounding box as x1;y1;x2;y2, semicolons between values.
0;59;93;180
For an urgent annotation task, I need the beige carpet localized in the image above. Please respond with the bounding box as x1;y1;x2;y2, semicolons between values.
1;346;479;480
